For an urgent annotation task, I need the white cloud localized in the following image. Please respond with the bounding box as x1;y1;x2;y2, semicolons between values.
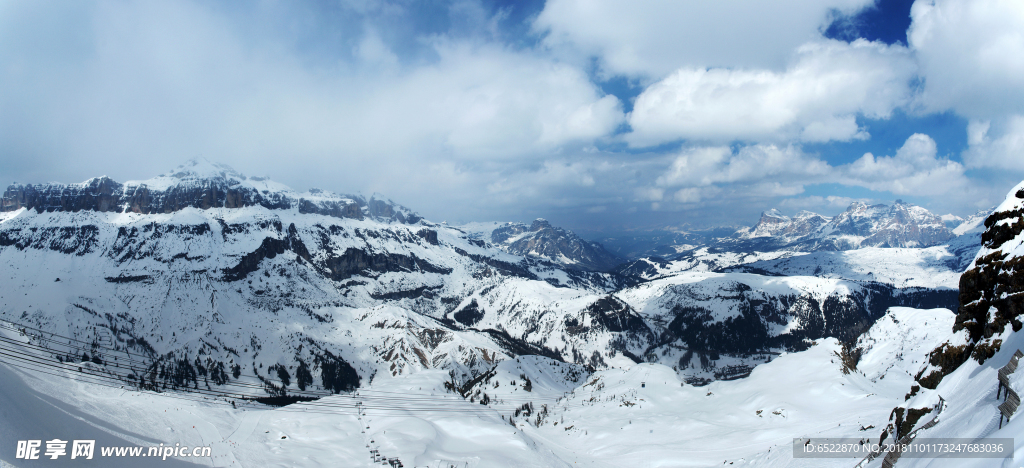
673;187;703;203
656;144;830;188
655;146;731;187
640;135;983;214
382;42;625;158
632;144;828;210
0;0;625;219
0;0;1018;228
779;195;871;213
839;133;969;196
909;0;1024;118
354;27;400;71
634;187;664;202
962;115;1024;171
533;0;873;78
626;39;916;146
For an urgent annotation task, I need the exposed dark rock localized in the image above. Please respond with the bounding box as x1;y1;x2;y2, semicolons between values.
104;275;153;284
476;328;564;362
222;224;312;281
2;165;421;225
416;229;439;245
614;257;669;279
320;247;452;282
657;283;958;357
0;225;100;255
453;299;484;327
317;351;360;393
371;285;439;301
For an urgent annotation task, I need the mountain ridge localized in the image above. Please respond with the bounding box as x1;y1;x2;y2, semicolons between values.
1;159;421;225
741;199;955;250
487;218;624;272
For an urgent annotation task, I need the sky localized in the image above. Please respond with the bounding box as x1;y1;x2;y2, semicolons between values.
0;0;1022;232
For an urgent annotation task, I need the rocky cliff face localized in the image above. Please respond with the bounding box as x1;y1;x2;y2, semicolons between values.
615;272;957;384
899;184;1024;393
1;159;419;224
864;184;1023;449
825;200;953;248
490;218;623;272
953;186;1024;362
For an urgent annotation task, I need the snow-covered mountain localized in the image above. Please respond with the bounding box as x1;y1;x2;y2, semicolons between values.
748;209;831;239
609;202;987;302
740;200;955;250
2;162;1015;467
0;161;643;396
461;218;623;272
0;160;963;403
2;159;421;224
837;180;1024;467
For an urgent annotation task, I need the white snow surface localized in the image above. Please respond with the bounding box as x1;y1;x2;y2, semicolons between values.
739;246;963;289
0;311;964;467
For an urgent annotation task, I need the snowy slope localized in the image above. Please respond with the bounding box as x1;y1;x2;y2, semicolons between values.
840;180;1024;468
0;161;995;467
611;271;957;384
0;163;655;402
733;246;964;289
2;311;959;467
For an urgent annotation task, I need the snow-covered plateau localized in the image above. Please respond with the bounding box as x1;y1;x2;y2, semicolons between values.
1;161;1022;467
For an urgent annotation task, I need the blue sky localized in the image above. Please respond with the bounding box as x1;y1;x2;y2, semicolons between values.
0;0;1022;231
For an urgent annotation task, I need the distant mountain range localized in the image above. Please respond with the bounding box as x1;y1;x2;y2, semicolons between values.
2;159;420;224
590;201;986;273
740;200;956;250
460;219;623;272
0;159;961;396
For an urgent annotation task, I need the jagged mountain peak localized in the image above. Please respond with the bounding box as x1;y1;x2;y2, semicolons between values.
531;218;552;231
749;208;829;239
793;210;822;219
473;219;623;272
742;200;953;250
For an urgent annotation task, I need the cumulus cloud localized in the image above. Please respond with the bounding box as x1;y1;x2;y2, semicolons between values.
778;195;873;213
629;144;831;213
534;0;873;78
626;39;916;146
909;0;1024;118
962;116;1024;171
656;144;830;189
0;0;624;222
838;133;969;196
381;42;624;158
638;135;982;216
0;0;1018;229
